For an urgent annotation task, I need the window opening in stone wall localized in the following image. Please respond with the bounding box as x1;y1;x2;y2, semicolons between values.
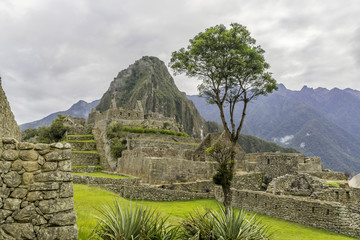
255;194;258;199
335;191;339;201
128;113;131;117
312;207;315;213
326;209;330;215
267;158;270;164
346;191;350;200
264;203;267;207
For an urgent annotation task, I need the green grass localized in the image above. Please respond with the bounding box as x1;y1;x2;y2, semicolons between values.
72;172;131;179
74;184;357;240
325;181;345;188
135;138;199;146
72;150;99;154
67;134;94;137
72;165;102;169
64;140;96;143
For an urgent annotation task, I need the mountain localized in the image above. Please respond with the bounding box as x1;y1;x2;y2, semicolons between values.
96;56;210;137
188;84;360;173
20;99;100;131
0;77;21;140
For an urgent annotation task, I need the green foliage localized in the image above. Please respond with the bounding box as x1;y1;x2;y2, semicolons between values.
110;137;127;159
181;205;272;240
92;200;179;240
72;172;131;179
22;128;38;141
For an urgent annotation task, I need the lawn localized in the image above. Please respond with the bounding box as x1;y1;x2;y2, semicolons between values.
73;184;357;240
72;172;130;179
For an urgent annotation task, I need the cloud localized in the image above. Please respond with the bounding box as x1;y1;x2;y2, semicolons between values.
1;0;360;123
273;135;294;145
300;142;306;148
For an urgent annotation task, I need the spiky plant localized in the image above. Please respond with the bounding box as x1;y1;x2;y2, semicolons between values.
92;200;178;240
181;205;272;240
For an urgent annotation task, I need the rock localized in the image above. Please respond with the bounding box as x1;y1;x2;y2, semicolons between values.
34;172;72;182
37;155;45;166
10;188;28;198
38;197;74;214
27;191;44;202
22;161;40;172
51;142;64;149
29;182;59;191
0;209;13;221
349;173;360;189
13;204;36;221
37;225;78;240
60;183;74;198
2;150;19;161
11;160;23;171
22;172;34;185
0;186;11;198
3;198;22;211
19;149;39;161
1;223;35;239
18;142;34;150
45;150;72;161
3;171;22;187
49;210;77;226
42;162;58;172
34;143;50;151
44;191;58;200
58;160;72;172
0;161;11;173
1;138;18;144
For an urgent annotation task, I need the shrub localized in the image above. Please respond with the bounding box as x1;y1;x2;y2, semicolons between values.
22;128;38;141
92;200;179;240
110;138;127;158
181;205;272;240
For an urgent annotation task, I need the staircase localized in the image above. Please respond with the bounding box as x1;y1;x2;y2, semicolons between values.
65;134;102;173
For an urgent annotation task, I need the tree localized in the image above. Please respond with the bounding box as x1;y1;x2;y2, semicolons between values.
169;23;277;210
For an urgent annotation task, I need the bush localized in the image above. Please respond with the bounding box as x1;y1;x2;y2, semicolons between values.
181;205;272;240
22;128;38;141
110;138;127;158
92;200;179;240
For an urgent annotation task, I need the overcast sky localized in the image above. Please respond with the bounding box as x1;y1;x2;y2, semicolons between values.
1;0;359;124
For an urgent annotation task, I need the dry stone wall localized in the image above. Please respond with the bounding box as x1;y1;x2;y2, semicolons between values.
0;138;78;240
215;187;360;238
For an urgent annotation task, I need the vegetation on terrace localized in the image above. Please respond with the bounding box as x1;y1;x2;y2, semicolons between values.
74;184;357;240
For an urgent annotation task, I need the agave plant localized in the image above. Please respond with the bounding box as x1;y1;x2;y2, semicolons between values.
92;200;179;240
181;204;272;240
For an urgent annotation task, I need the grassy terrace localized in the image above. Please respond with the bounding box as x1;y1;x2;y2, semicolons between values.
64;140;96;143
71;150;99;153
72;171;131;179
67;134;94;137
134;138;199;146
74;184;357;240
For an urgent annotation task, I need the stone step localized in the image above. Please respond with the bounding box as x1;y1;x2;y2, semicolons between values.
71;151;100;165
66;141;96;151
67;135;94;141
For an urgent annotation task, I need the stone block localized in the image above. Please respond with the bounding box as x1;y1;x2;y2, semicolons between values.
13;204;36;221
19;149;39;161
1;223;35;239
27;191;44;202
60;183;74;198
10;188;28;198
22;172;34;185
49;210;77;226
37;225;78;240
37;155;45;166
22;161;40;172
2;150;19;161
51;142;65;149
42;162;58;172
0;186;11;198
34;143;50;151
38;197;74;214
11;160;23;171
29;182;59;191
34;172;72;182
45;149;72;161
0;161;11;173
3;171;22;187
58;160;72;172
2;138;18;144
0;209;13;221
18;142;34;150
44;190;58;200
3;198;22;211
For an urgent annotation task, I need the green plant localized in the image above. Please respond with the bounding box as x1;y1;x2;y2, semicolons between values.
181;205;272;240
22;128;38;141
110;138;127;158
92;200;178;240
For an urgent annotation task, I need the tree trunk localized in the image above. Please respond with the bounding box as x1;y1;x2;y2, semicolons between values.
222;184;232;215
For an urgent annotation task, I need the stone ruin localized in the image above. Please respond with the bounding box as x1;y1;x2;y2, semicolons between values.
0;78;78;239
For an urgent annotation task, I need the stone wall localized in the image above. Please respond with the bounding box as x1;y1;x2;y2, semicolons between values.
117;148;215;184
73;175;212;201
0;138;78;239
71;152;100;166
0;78;21;141
215;187;360;238
232;172;264;191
